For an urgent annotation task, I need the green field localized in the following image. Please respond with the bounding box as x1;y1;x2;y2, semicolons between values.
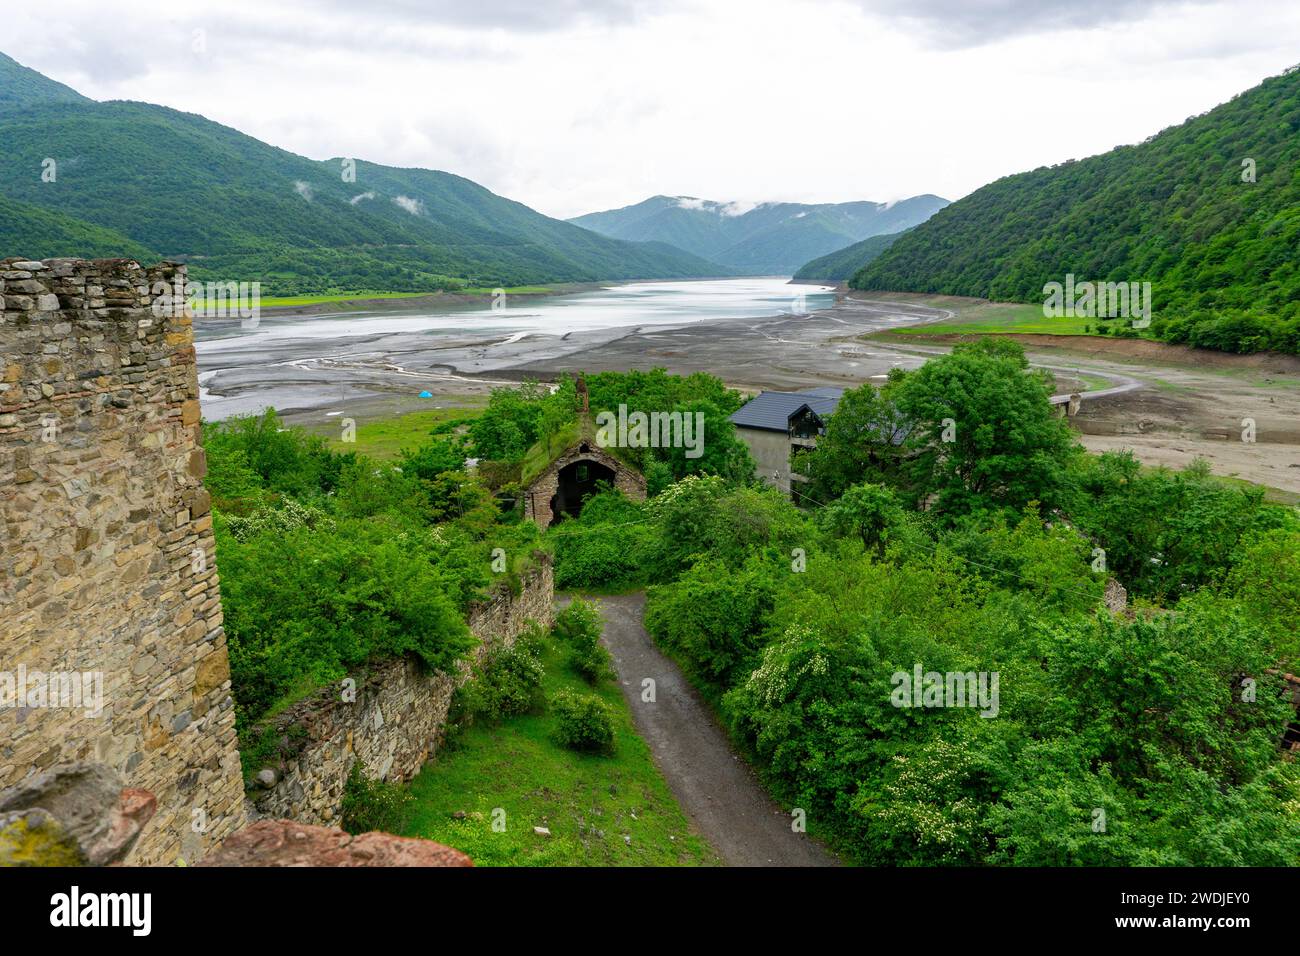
884;299;1108;337
258;291;438;308
259;285;568;309
399;628;719;866
307;405;484;460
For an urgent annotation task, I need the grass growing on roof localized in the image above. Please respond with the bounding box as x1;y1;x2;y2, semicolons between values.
519;419;584;487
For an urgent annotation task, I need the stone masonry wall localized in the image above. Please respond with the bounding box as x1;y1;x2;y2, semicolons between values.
524;443;646;529
248;557;554;825
0;258;246;865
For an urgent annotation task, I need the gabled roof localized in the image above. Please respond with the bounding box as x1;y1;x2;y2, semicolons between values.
729;388;844;432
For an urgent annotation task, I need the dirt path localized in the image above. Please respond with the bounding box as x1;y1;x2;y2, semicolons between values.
590;591;838;867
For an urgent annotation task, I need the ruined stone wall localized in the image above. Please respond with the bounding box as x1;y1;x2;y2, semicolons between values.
524;444;646;529
248;557;554;825
0;258;246;865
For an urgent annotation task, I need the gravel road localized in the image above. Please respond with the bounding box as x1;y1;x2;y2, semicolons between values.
590;591;838;867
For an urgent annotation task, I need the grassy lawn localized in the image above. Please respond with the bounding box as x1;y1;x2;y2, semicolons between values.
399;632;720;866
308;405;484;460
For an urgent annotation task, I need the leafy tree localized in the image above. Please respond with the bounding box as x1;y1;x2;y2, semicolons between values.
1225;527;1300;663
645;558;777;682
797;369;912;503
817;482;914;556
894;339;1081;517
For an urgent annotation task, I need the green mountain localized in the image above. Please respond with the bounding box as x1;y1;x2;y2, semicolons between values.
570;194;949;275
0;194;155;261
792;229;907;282
851;65;1300;354
0;53;728;294
0;51;89;113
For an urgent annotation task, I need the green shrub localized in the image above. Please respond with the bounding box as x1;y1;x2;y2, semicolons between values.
339;762;413;835
219;517;479;730
644;557;777;684
460;628;547;722
554;598;615;684
552;690;616;754
549;491;658;590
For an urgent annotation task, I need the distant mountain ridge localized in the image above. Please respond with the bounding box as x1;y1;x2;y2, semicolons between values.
0;52;729;294
792;229;908;282
570;194;949;275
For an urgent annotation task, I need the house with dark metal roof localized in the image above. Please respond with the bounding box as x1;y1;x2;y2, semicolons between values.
729;387;845;495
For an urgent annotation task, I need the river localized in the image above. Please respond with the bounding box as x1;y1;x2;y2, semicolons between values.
193;277;836;421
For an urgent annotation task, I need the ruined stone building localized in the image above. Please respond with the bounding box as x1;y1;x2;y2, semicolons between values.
0;258;246;864
522;419;646;529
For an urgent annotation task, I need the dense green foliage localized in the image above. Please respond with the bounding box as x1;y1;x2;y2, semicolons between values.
549;346;1300;866
0;56;726;293
851;66;1300;354
791;229;907;282
552;690;617;754
798;340;1080;519
467;368;756;499
554;599;615;685
0;195;156;261
456;626;548;724
571;194;948;275
0;52;87;112
206;409;542;739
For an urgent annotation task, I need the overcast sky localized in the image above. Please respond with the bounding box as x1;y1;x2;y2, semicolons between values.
7;0;1299;219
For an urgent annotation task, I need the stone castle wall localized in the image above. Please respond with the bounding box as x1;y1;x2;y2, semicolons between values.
248;558;554;825
0;258;246;865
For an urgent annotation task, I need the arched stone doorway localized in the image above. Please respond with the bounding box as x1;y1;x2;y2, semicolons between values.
522;431;646;529
550;457;615;523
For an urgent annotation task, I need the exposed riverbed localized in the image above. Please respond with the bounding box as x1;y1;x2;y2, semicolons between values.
193;278;1300;498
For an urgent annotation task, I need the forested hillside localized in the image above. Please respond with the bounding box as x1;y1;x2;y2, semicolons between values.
0;54;728;294
792;229;907;282
852;65;1300;354
571;194;948;275
0;194;155;261
0;51;87;112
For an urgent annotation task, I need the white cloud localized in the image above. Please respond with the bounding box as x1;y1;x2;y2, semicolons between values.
350;191;377;205
393;195;425;215
4;0;1297;219
293;180;314;201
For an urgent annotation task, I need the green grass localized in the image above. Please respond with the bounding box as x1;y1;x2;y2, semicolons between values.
259;286;567;308
399;632;719;866
520;420;582;487
1073;372;1114;392
308;405;484;460
885;300;1107;336
1190;471;1300;507
461;285;561;296
259;291;441;308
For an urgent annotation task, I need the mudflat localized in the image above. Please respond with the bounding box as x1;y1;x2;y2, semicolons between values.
196;284;1300;498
